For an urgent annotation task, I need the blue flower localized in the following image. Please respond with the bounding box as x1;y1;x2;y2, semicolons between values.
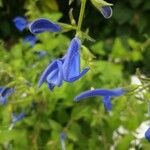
38;59;64;91
12;112;25;123
9;112;25;130
34;50;47;58
100;6;113;19
13;16;38;47
28;18;61;34
145;127;150;141
74;88;125;111
63;37;89;82
0;87;14;105
23;35;37;47
60;132;66;150
103;96;112;111
13;16;28;31
38;37;89;91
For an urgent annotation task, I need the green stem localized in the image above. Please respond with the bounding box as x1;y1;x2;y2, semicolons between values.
77;0;87;33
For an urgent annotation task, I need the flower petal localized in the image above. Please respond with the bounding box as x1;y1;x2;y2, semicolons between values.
47;82;55;91
145;127;150;141
0;96;7;105
1;87;14;97
13;16;27;31
74;88;125;102
0;87;14;105
0;87;3;93
12;112;25;123
66;67;89;82
38;60;58;87
103;96;112;111
100;6;113;19
23;35;37;47
29;18;61;34
63;37;81;80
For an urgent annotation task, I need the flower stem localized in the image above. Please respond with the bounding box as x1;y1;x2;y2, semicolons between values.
76;0;87;33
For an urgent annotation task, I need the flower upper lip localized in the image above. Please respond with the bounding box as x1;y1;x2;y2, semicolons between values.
28;18;61;34
62;37;89;82
74;88;125;111
74;88;125;102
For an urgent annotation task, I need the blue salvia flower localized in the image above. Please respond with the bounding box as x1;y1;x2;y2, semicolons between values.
38;59;64;91
13;17;38;47
28;18;61;34
145;127;150;141
60;132;66;150
100;6;113;19
23;35;37;47
12;112;25;123
13;16;28;31
9;112;25;130
103;96;112;111
63;37;89;82
0;87;14;105
74;88;125;111
38;37;89;91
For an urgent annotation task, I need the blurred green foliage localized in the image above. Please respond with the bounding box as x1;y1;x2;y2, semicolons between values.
0;0;150;149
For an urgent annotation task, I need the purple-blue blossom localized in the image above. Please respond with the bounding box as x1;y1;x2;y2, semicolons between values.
0;87;14;105
103;96;112;111
74;88;125;111
38;59;64;91
23;35;37;47
28;18;61;34
60;132;66;150
38;37;89;91
9;112;25;130
62;37;89;82
13;16;28;31
13;17;38;47
145;127;150;141
100;6;113;19
12;112;25;123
